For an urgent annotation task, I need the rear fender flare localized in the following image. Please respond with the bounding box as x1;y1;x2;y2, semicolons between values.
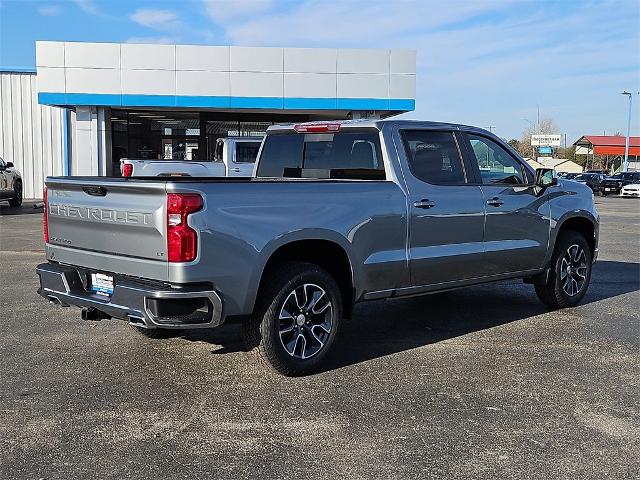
244;229;356;313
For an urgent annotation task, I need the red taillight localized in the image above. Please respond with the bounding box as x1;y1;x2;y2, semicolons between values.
293;123;341;133
166;193;203;262
43;186;49;243
122;163;133;178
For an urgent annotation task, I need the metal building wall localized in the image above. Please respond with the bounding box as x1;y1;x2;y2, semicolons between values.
0;71;64;200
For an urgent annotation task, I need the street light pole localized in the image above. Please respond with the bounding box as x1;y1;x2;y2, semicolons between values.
621;91;632;172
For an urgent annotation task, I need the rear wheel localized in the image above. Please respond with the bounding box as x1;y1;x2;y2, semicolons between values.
129;325;183;339
535;231;592;309
8;181;22;207
242;262;342;376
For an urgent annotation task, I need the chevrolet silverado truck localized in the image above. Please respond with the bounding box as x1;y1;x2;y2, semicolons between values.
37;120;599;376
120;137;262;178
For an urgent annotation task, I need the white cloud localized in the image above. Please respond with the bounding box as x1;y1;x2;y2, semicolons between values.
72;0;100;15
125;36;177;45
130;9;180;29
219;0;514;46
37;4;61;16
203;0;273;22
199;0;639;141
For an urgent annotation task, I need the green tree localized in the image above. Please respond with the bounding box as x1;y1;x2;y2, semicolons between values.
507;138;521;153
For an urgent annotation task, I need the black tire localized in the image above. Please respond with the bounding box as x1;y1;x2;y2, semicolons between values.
8;181;22;207
129;325;183;339
535;230;592;309
242;261;342;376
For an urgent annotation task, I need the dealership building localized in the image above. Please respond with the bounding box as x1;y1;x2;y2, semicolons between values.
0;41;416;199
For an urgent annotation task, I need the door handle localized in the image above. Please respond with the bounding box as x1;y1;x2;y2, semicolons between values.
413;199;436;209
232;168;241;173
487;197;504;207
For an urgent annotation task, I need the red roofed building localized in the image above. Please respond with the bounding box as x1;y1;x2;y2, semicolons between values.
574;135;640;156
573;135;639;172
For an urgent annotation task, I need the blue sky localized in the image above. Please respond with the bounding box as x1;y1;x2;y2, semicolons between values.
0;0;638;143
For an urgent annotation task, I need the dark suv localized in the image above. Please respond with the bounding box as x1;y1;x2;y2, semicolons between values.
600;172;640;196
572;173;606;194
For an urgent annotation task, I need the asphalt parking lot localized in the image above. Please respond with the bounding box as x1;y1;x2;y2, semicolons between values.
1;197;638;480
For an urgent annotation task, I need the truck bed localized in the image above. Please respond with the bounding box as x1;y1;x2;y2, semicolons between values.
44;175;407;316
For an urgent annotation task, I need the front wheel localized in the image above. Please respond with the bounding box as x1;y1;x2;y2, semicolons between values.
243;262;342;376
535;231;592;309
8;181;22;207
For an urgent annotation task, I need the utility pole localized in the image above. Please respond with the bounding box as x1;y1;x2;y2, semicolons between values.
620;91;632;172
484;125;496;133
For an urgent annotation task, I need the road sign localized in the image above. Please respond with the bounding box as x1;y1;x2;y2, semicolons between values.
531;134;561;147
538;146;553;155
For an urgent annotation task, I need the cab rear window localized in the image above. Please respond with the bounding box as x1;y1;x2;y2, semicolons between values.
256;130;385;180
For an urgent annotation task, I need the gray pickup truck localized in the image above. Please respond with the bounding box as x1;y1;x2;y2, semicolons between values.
37;120;599;375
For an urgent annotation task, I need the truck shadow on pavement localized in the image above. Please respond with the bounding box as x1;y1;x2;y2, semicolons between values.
0;202;43;215
181;260;639;372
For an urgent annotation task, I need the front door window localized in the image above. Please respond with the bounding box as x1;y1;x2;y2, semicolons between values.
466;134;530;185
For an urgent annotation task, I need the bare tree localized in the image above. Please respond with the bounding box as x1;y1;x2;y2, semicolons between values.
520;117;560;158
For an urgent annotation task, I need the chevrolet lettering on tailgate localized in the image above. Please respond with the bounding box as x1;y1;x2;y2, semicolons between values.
48;203;153;225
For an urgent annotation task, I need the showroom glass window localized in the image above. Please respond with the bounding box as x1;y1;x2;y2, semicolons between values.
111;111;200;164
402;130;466;185
466;134;528;185
110;110;273;175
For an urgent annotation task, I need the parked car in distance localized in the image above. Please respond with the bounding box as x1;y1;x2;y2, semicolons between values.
620;182;640;198
600;171;640;196
585;169;609;175
37;120;599;376
573;172;606;193
558;172;579;180
0;155;22;207
120;137;262;178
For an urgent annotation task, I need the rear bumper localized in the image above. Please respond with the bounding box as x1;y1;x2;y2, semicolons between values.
36;262;223;329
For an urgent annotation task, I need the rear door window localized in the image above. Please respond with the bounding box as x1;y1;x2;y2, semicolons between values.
256;129;385;180
401;130;467;185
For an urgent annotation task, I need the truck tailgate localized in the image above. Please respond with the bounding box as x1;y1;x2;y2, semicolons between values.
46;178;167;261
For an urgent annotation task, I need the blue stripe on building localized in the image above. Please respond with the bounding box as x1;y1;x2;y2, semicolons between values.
38;92;414;111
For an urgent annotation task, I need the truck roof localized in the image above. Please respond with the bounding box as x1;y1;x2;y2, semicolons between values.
266;119;494;136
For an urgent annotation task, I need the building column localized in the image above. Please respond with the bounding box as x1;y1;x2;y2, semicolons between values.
98;108;112;176
70;106;111;176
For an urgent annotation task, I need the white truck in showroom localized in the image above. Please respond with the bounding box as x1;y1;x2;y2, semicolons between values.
120;137;262;177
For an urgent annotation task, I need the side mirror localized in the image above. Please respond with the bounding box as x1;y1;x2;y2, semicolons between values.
535;168;557;188
6;162;14;168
